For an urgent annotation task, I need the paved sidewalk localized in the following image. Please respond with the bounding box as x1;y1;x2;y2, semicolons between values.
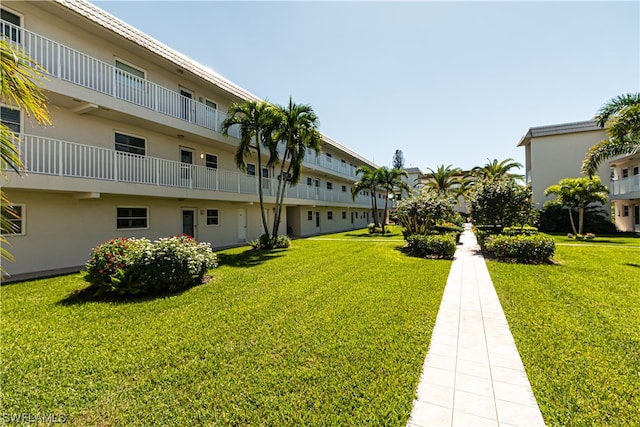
408;224;545;427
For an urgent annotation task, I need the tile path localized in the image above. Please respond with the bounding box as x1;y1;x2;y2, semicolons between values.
407;224;545;427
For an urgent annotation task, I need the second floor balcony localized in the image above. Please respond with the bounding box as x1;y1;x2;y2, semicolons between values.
8;134;371;207
610;175;640;198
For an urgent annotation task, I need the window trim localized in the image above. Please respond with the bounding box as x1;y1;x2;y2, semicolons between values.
326;182;333;190
342;211;346;219
116;206;149;230
206;208;220;226
327;211;333;220
114;57;147;79
1;203;25;236
307;210;313;221
247;163;256;176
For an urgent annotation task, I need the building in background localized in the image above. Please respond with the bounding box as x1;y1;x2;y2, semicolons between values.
1;0;383;279
518;119;639;233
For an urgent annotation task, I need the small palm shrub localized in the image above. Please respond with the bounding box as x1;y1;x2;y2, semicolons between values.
406;233;457;259
250;234;291;250
484;234;555;263
85;236;217;295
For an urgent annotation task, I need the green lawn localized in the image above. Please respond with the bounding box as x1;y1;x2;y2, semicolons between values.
1;230;450;426
488;235;640;426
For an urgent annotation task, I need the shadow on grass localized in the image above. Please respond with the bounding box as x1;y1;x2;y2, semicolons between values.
624;263;640;268
344;231;402;238
217;248;286;268
57;278;209;306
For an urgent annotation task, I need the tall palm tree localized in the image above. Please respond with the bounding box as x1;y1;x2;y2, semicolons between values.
221;100;279;240
1;39;51;272
582;93;640;176
471;158;523;182
376;167;409;233
424;164;473;209
352;166;379;227
271;97;321;237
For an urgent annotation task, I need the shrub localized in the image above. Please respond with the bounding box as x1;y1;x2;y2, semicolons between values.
502;225;538;235
250;234;291;250
406;233;457;259
84;238;152;294
85;235;216;295
484;234;555;263
396;190;456;238
470;180;536;229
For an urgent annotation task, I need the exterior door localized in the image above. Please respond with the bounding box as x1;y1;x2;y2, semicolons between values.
237;208;247;242
634;205;640;233
315;211;320;231
180;88;193;121
180;148;193;186
182;209;195;238
351;212;354;226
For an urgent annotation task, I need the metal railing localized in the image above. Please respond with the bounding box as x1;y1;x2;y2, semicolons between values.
1;20;240;138
11;134;371;206
611;175;640;196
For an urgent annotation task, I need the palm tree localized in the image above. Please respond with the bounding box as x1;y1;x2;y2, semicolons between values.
472;158;523;182
582;93;640;176
352;166;380;227
544;176;609;235
1;39;51;272
424;164;473;210
271;97;321;237
376;167;409;233
221;100;279;240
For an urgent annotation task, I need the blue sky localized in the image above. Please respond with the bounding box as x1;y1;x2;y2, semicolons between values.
94;1;639;171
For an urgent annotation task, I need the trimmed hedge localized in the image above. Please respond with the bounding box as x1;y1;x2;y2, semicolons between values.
484;233;555;263
250;234;291;250
502;226;539;235
406;233;457;259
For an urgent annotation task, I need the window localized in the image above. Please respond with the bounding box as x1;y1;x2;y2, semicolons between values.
247;163;256;176
307;177;312;186
1;204;23;235
342;211;346;219
117;207;148;229
623;205;629;217
281;172;292;181
1;8;21;42
326;153;332;163
205;154;217;169
115;60;145;79
342;185;347;192
205;100;218;110
307;211;313;221
115;132;145;155
1;107;20;133
328;211;333;220
314;179;320;187
634;166;639;176
326;182;333;190
622;168;629;178
206;209;219;225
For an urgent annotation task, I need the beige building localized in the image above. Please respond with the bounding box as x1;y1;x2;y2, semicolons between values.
1;0;382;279
519;119;639;233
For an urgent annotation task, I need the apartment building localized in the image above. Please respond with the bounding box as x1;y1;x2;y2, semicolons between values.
518;119;640;233
1;0;382;279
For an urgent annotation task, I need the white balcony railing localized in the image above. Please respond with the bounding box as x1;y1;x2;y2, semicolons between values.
1;20;240;138
0;21;370;182
611;175;640;196
10;134;371;206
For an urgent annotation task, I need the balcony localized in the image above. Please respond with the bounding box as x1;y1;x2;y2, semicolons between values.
9;134;371;207
1;20;240;138
610;175;640;198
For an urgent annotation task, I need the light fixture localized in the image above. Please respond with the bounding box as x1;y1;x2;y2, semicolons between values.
200;153;204;159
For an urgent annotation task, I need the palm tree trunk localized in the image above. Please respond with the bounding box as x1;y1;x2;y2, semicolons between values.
371;187;380;227
382;196;389;234
568;207;578;235
578;205;584;235
255;135;270;239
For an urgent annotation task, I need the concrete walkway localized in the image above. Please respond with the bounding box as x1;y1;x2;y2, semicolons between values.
408;224;545;427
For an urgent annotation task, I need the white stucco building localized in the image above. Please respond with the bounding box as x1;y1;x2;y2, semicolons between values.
1;0;383;279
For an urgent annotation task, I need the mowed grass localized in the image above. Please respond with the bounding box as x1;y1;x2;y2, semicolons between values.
1;231;450;426
488;235;640;426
